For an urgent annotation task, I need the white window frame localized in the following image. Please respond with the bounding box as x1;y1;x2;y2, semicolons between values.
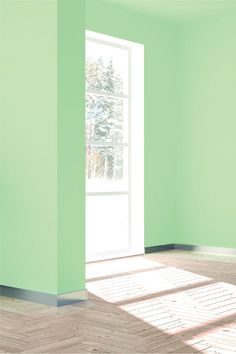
86;30;144;261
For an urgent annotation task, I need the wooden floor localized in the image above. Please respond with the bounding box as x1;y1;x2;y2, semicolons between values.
1;251;236;353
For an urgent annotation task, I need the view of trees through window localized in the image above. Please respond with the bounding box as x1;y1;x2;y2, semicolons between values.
86;44;129;192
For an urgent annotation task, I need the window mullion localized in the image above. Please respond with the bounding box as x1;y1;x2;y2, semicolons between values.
86;89;128;100
86;142;128;147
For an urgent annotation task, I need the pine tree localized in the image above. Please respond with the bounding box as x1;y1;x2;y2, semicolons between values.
86;56;124;181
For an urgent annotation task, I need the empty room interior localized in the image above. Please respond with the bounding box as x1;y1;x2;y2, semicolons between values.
1;0;236;353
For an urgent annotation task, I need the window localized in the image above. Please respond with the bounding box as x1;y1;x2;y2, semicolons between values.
86;31;144;262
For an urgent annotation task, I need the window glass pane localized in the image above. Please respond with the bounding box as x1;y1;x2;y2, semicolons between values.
86;195;129;255
86;40;129;95
86;146;128;192
86;94;128;144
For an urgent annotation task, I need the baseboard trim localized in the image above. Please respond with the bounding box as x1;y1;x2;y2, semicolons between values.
0;285;88;307
174;244;195;251
175;244;236;255
145;244;175;253
145;243;236;256
57;289;88;306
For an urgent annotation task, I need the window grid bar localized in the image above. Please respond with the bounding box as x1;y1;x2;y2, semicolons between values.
86;191;128;196
87;36;131;52
86;89;129;100
86;142;128;147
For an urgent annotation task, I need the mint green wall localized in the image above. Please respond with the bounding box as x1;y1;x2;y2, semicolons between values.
0;0;58;294
86;1;236;250
57;0;85;294
86;0;177;247
176;12;236;248
1;0;236;299
0;0;85;295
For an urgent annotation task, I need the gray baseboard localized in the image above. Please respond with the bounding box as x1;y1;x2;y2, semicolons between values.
145;243;236;256
174;244;195;251
175;244;236;255
145;244;175;253
0;285;88;307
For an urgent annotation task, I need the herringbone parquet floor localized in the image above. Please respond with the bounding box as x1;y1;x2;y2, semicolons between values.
1;250;236;353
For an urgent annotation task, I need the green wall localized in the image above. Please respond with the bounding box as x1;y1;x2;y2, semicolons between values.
57;0;85;294
0;0;58;294
0;0;85;295
86;0;178;247
1;0;236;299
176;12;236;249
86;1;236;250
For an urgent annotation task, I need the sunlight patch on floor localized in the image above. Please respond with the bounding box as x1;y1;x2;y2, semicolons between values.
185;321;236;353
86;257;162;280
86;256;236;353
121;282;236;334
87;266;211;303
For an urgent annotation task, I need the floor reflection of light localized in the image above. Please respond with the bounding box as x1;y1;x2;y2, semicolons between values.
185;321;236;353
121;282;236;336
86;257;163;280
87;264;211;303
86;256;236;353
